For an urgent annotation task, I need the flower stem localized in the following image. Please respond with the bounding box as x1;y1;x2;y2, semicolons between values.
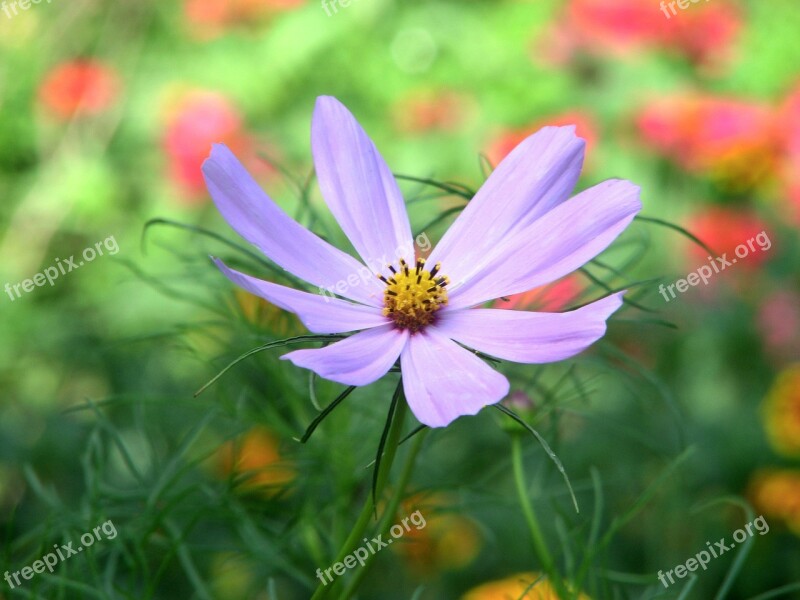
336;426;428;599
511;432;571;599
310;381;409;600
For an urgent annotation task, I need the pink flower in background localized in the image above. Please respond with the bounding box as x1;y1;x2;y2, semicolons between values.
685;207;771;269
542;0;742;67
487;111;598;167
637;95;779;189
162;90;270;201
757;290;800;364
38;60;121;120
667;3;743;68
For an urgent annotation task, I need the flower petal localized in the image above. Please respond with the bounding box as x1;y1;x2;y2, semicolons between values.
202;143;384;306
312;96;414;268
426;126;585;286
435;293;624;363
214;259;388;334
446;179;641;310
281;325;408;386
400;328;509;428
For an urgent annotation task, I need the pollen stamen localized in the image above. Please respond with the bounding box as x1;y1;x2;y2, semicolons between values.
379;258;449;333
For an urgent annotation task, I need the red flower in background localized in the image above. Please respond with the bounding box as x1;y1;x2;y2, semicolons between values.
184;0;305;37
564;0;663;53
685;207;771;268
493;275;582;312
486;111;598;167
162;90;271;202
541;0;742;68
637;95;780;189
38;60;121;120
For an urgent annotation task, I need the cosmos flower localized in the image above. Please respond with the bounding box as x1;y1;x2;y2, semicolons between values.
486;112;598;169
202;96;641;428
461;571;590;600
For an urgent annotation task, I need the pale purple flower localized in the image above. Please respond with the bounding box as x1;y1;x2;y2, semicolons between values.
202;96;641;428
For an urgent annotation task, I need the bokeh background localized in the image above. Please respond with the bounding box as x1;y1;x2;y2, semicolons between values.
1;0;799;598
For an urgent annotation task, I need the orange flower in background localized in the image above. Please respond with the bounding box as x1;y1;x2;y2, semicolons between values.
486;112;598;167
393;90;472;134
184;0;305;37
777;83;800;222
38;59;121;120
162;89;269;201
684;207;771;268
493;275;581;312
762;364;800;458
217;427;296;495
637;95;779;189
748;470;800;535
462;572;590;600
393;493;481;576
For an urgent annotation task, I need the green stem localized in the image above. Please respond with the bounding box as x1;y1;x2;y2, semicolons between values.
310;383;409;600
511;433;571;599
336;427;428;599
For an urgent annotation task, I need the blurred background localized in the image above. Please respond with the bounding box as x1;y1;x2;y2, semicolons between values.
1;0;799;598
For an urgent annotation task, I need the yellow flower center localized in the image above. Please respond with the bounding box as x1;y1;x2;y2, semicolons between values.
379;258;449;333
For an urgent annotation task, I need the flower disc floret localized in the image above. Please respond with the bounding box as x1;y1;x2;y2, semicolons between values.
379;258;449;333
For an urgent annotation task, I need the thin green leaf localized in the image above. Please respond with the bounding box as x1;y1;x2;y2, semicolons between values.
299;386;357;443
494;404;579;513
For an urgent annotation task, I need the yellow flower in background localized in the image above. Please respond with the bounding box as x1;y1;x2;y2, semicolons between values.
209;553;256;600
234;289;304;337
217;427;296;496
762;364;800;457
393;493;481;576
461;572;590;600
748;469;800;535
